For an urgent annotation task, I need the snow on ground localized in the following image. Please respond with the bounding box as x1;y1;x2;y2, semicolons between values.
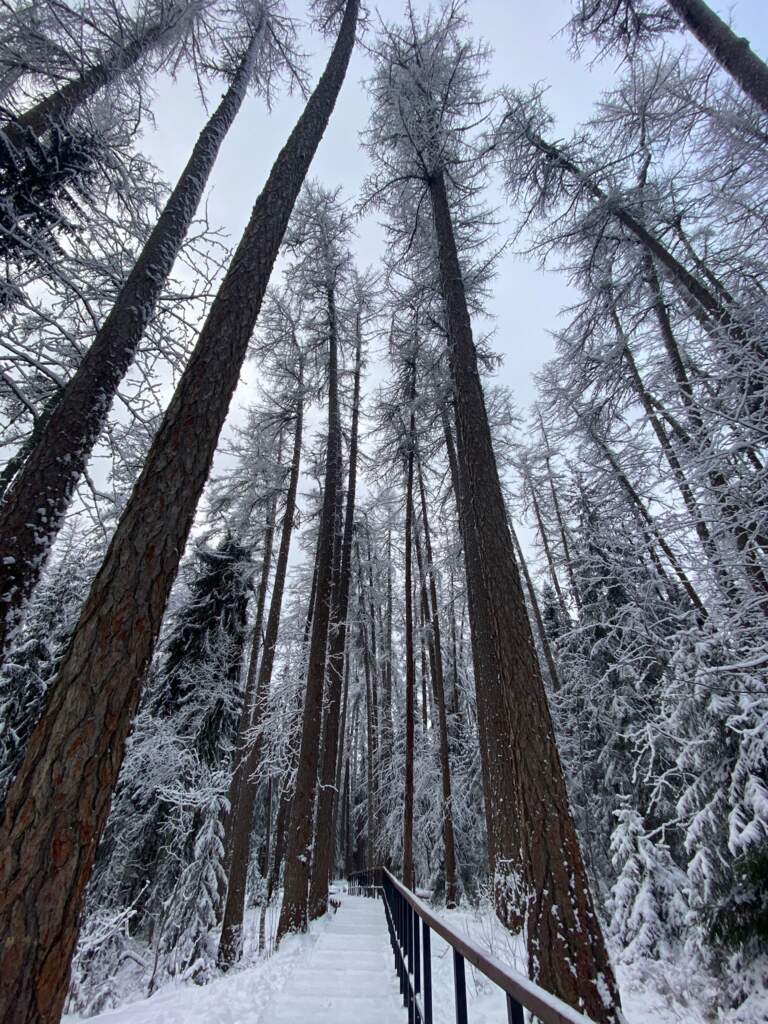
64;884;766;1024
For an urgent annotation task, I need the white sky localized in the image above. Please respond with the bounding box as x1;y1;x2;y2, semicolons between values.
138;0;767;537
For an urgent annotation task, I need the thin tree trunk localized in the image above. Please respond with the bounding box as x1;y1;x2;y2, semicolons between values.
0;28;266;658
665;0;768;114
402;399;416;891
0;5;358;1018
331;653;351;874
218;379;304;968
308;321;362;919
510;523;563;694
537;416;582;611
365;659;376;874
428;168;620;1023
256;777;273;953
416;453;459;906
526;467;569;617
343;757;352;878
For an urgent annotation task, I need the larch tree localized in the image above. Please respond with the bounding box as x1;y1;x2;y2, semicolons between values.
0;0;360;1018
568;0;768;115
1;0;207;149
362;4;621;1019
0;0;306;659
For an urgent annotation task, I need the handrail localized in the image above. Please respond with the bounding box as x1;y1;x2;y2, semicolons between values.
350;867;600;1024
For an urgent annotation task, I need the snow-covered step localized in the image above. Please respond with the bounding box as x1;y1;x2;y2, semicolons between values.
265;894;404;1024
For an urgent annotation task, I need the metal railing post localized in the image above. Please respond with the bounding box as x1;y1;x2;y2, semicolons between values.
422;921;433;1024
453;950;468;1024
507;993;525;1024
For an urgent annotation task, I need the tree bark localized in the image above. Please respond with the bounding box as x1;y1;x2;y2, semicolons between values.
308;319;362;919
218;379;304;968
0;4;358;1018
428;168;621;1022
0;29;265;658
665;0;768;115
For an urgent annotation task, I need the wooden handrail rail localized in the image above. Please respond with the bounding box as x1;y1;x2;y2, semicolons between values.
378;867;598;1024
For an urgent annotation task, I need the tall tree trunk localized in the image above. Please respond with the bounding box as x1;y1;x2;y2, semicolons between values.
428;169;620;1022
277;280;347;941
416;452;459;907
0;5;359;1019
3;6;189;148
0;28;266;658
218;377;304;968
308;321;362;920
402;405;416;891
665;0;768;114
381;530;393;777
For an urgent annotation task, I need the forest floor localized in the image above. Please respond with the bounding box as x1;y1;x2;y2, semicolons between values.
62;884;764;1024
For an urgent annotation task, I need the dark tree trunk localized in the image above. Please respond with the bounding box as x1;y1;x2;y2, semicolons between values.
256;777;273;953
0;31;264;659
309;321;362;919
416;453;459;906
218;379;304;968
277;278;347;941
380;530;394;776
331;654;351;873
0;5;358;1019
666;0;768;114
402;405;416;891
428;169;621;1023
365;658;376;874
342;757;352;879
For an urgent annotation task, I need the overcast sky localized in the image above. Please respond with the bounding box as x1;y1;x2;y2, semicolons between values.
140;0;767;502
